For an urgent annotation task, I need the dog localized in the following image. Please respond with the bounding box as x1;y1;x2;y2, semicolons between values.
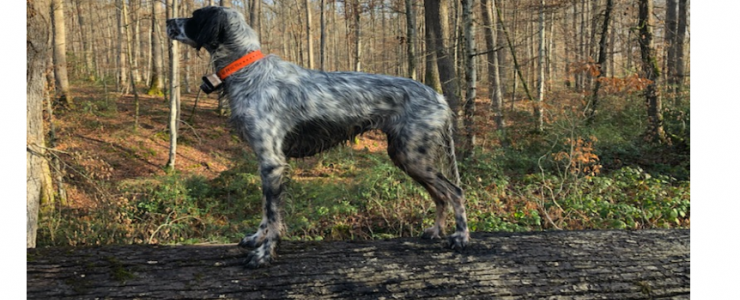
167;6;469;268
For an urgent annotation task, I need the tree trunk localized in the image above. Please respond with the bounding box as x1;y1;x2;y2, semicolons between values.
405;0;417;80
249;0;260;34
425;0;460;118
166;0;181;170
330;0;338;71
586;0;614;124
27;0;52;249
87;0;101;80
130;0;142;84
353;0;361;72
496;1;507;95
117;0;129;93
75;0;95;81
535;0;545;133
586;0;599;91
27;230;690;299
51;0;72;107
45;78;66;205
664;0;678;86
122;0;140;129
423;10;442;94
481;0;504;137
673;0;688;101
509;2;518;110
305;0;314;69
320;0;326;71
220;0;231;7
609;5;616;78
576;0;585;92
638;0;667;144
147;0;165;96
546;11;555;92
461;0;475;158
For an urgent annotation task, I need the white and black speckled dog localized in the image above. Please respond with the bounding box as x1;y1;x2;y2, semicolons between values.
167;6;469;268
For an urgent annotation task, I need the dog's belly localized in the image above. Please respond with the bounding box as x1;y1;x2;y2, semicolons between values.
282;118;377;158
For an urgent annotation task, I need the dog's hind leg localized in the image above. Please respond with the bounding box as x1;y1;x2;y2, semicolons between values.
386;129;469;250
239;153;287;268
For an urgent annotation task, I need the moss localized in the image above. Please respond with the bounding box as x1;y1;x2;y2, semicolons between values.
105;256;136;283
635;281;653;296
146;75;165;96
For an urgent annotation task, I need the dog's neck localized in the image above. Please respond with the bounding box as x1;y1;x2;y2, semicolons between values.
216;50;264;80
208;22;262;74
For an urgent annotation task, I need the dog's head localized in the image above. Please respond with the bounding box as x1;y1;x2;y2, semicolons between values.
166;6;260;54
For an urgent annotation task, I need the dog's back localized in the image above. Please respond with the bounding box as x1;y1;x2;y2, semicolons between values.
226;55;453;158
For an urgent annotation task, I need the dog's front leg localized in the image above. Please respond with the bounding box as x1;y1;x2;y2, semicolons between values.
239;157;286;268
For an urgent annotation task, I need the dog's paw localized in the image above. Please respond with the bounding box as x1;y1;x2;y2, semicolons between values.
421;227;442;240
446;232;470;251
244;246;272;269
238;233;264;248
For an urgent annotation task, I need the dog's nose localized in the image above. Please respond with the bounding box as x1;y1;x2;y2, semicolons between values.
166;19;180;38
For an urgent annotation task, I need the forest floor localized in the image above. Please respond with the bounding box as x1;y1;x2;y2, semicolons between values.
55;84;247;209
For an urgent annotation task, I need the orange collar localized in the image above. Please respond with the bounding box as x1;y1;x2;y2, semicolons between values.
217;50;265;80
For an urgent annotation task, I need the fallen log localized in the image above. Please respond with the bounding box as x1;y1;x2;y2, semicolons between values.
27;229;689;299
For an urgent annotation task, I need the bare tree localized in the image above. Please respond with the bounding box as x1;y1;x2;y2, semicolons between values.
423;6;442;93
87;0;101;79
352;0;361;72
147;0;165;96
424;0;460;117
496;0;507;95
535;0;545;133
405;0;416;80
122;0;141;129
305;0;314;69
166;0;181;170
28;0;53;248
664;0;678;86
75;0;95;81
638;0;667;144
586;0;614;123
250;0;261;33
129;0;142;84
461;0;476;157
51;0;72;107
481;0;504;136
320;0;326;70
117;0;129;92
674;0;688;95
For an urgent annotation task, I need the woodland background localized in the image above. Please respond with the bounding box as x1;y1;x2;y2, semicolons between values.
26;0;690;249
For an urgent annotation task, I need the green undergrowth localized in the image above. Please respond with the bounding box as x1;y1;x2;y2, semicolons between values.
38;150;689;247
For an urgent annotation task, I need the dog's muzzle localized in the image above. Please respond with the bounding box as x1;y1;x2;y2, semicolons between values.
166;18;198;47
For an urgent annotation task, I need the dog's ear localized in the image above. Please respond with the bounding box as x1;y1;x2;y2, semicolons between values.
189;7;227;51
